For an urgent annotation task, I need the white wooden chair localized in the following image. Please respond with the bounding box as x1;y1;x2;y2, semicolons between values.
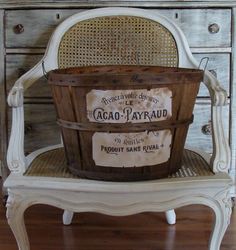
4;7;233;250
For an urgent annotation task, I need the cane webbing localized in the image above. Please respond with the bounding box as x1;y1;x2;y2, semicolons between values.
24;148;213;178
58;16;178;68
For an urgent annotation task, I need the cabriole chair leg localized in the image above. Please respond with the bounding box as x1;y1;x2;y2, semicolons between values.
6;193;30;250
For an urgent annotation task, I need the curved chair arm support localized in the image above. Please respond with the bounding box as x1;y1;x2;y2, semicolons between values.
7;106;26;173
180;51;230;172
7;57;54;173
202;71;231;173
211;105;231;173
182;53;230;172
203;70;228;107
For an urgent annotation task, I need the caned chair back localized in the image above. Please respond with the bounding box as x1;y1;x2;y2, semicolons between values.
58;16;178;68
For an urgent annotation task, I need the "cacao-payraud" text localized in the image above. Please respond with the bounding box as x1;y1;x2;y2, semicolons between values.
92;107;168;122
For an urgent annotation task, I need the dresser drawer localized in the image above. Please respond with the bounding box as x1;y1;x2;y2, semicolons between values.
5;9;84;48
8;104;61;154
6;54;50;99
186;100;229;153
154;8;231;48
6;53;230;99
6;54;230;154
8;101;229;155
5;8;231;48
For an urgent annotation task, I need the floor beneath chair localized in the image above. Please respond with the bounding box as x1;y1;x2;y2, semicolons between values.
0;193;235;250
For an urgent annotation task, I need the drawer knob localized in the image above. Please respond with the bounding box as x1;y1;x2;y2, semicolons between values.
208;23;220;34
14;24;24;34
202;123;212;135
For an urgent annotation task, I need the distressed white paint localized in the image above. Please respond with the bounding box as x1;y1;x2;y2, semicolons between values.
230;7;236;194
5;9;231;48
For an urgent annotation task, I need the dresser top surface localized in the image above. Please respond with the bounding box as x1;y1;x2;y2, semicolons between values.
1;0;236;8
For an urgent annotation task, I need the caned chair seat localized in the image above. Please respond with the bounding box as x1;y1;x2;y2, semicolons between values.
24;148;214;179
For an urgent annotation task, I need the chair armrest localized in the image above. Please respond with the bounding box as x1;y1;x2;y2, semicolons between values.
203;71;231;173
7;59;50;173
204;70;228;106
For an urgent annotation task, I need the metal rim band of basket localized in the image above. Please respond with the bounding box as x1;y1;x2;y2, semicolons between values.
57;116;194;132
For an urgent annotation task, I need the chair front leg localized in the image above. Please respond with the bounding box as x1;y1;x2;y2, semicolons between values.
209;189;232;250
6;192;30;250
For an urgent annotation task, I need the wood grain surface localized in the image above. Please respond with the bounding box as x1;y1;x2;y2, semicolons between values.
5;9;231;48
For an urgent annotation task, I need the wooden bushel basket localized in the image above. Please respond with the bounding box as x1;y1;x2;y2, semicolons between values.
48;65;203;181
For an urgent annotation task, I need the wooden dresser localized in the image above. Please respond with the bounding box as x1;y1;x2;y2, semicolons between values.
0;1;235;193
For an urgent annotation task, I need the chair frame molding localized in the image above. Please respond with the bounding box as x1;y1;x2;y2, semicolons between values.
4;7;233;250
5;171;233;250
